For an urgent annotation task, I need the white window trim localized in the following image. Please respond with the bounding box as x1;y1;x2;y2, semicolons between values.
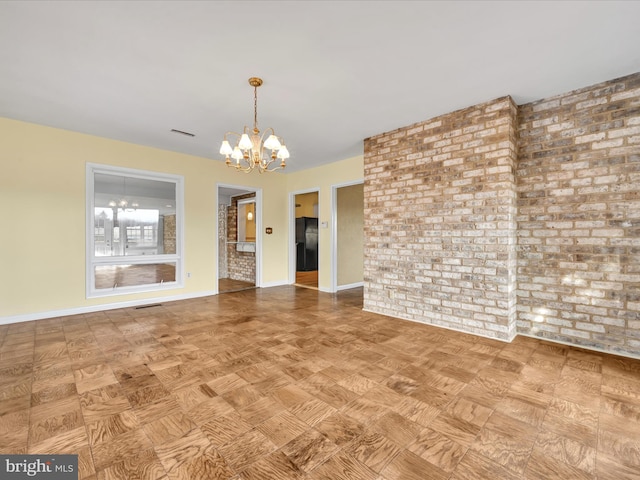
86;163;185;298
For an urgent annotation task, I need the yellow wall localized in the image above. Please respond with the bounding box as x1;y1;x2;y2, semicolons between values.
0;118;364;319
0;118;289;318
286;155;364;291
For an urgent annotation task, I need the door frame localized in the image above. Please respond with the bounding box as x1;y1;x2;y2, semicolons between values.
289;187;320;286
216;183;263;294
331;180;364;292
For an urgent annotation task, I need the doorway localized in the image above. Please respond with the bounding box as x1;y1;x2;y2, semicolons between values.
293;191;319;289
333;182;364;292
217;185;261;294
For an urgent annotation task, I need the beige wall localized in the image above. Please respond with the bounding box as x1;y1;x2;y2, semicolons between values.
337;183;364;286
295;192;318;218
286;156;364;291
0;118;289;319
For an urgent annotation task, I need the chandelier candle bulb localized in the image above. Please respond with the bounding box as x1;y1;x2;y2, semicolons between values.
219;77;289;173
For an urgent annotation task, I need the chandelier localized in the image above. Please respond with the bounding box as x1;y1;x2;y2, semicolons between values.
219;77;289;173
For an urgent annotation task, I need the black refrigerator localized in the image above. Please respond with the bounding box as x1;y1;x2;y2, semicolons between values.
296;217;318;271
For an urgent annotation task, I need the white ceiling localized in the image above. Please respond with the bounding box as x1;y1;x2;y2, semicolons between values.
1;1;639;173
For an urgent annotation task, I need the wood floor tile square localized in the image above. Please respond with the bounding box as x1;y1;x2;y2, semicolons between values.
73;364;118;394
429;411;482;448
602;372;640;404
448;450;520;480
172;383;217;411
218;428;277;472
237;396;286;426
0;409;29;452
86;410;139;446
596;452;640;480
337;373;378;395
31;382;77;406
201;411;253;447
155;428;234;480
134;395;183;425
91;428;153;470
126;383;171;408
0;381;31;402
281;429;340;473
541;410;598;448
77;444;96;479
96;447;165;480
0;394;31;417
525;448;594;480
533;430;596;475
271;384;315;408
29;396;84;444
597;418;640;468
28;425;89;454
206;373;249;395
470;412;538;475
143;412;195;445
308;451;377;480
290;398;337;427
445;396;493;428
380;450;448;480
368;411;421;448
345;431;401;473
601;397;640;423
222;384;263;409
186;396;235;426
496;396;546;428
238;450;304;480
408;427;467;472
256;410;310;448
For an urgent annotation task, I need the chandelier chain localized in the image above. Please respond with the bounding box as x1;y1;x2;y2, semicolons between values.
253;85;258;132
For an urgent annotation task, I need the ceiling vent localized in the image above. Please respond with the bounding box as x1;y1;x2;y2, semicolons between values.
170;129;195;137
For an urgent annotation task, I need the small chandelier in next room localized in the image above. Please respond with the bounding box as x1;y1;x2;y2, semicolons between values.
219;77;290;174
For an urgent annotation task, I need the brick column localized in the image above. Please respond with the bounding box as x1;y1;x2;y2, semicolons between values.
364;97;518;341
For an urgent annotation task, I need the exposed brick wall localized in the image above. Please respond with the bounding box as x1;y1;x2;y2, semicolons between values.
226;193;256;283
363;73;640;357
162;214;176;254
363;97;519;341
517;73;640;356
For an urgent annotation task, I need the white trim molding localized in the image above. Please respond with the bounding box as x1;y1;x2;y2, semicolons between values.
331;179;364;293
0;290;217;326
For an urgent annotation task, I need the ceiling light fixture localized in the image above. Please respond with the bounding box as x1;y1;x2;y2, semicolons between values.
219;77;289;173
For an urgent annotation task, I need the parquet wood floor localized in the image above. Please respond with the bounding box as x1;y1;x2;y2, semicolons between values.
295;271;318;289
218;278;256;294
1;286;639;479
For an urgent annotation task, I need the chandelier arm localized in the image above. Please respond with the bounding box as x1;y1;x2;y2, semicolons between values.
222;130;249;141
232;161;255;174
261;164;286;173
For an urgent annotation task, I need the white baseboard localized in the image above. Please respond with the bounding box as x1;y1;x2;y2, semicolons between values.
259;280;289;288
337;282;364;291
361;307;515;343
0;290;217;326
517;332;640;361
